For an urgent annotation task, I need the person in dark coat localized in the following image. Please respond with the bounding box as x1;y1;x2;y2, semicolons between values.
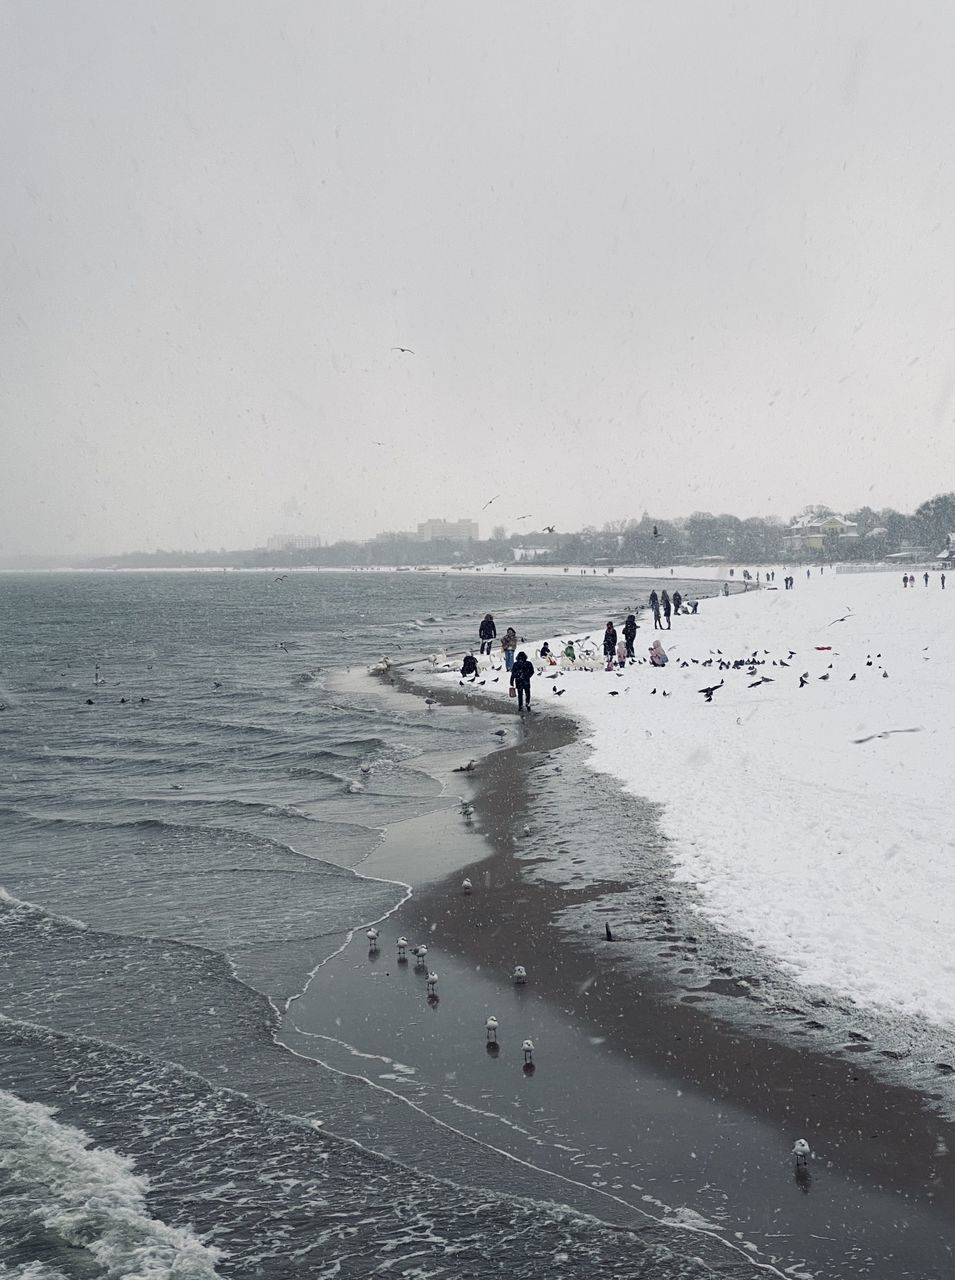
622;613;637;658
510;651;534;711
602;622;617;665
478;613;496;655
661;590;672;629
672;590;682;615
648;591;662;630
461;652;479;678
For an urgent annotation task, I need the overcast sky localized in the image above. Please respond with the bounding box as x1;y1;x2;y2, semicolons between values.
3;1;955;555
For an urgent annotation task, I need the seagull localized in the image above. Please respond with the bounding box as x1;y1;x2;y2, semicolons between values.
481;494;500;511
748;676;774;687
512;965;527;985
793;1138;811;1168
543;525;556;533
396;937;408;958
852;727;922;744
485;1016;499;1042
274;574;287;582
412;944;428;968
424;696;437;710
515;514;532;520
493;728;507;737
697;680;724;702
522;1038;535;1064
391;346;415;354
366;928;379;950
828;610;853;626
279;642;289;654
799;673;809;688
453;759;476;772
608;690;620;696
462;877;473;895
426;971;438;995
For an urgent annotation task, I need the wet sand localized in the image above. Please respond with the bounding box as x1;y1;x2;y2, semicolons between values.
284;669;955;1277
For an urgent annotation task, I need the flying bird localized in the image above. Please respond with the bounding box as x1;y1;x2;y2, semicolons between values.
274;574;287;582
391;347;415;354
827;610;854;626
697;680;724;702
515;514;532;520
482;494;500;510
543;525;556;533
852;727;922;744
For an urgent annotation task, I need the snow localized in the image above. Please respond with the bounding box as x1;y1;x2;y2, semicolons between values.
430;568;955;1031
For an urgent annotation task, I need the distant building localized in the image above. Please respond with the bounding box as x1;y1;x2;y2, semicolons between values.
266;534;323;552
783;514;858;554
416;518;479;542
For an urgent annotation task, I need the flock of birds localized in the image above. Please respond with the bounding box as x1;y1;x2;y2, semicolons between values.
363;887;537;1071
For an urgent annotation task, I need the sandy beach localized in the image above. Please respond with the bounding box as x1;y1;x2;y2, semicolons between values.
283;640;955;1279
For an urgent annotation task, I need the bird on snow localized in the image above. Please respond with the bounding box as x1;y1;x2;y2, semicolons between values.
698;680;724;702
798;672;810;688
485;1015;499;1042
366;928;379;950
513;965;527;985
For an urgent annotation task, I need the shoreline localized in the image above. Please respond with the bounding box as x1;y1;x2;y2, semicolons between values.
281;659;955;1276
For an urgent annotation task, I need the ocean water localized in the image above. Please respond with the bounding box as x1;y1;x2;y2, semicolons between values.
1;569;745;1279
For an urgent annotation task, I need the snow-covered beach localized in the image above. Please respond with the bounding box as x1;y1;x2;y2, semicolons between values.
430;569;955;1037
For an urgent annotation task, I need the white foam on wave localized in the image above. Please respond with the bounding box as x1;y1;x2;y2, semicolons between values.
0;1088;223;1278
0;887;89;933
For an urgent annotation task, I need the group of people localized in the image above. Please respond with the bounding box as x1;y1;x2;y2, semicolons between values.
647;588;697;629
477;613;533;708
469;597;688;713
601;618;668;669
902;572;945;588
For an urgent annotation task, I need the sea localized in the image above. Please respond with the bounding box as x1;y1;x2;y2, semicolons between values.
1;568;748;1280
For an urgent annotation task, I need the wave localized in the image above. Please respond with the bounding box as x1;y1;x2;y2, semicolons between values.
0;1088;222;1278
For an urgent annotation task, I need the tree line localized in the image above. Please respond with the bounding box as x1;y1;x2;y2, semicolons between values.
83;493;955;570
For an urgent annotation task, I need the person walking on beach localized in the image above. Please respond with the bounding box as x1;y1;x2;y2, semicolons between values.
623;613;637;658
649;638;668;667
924;572;930;587
602;621;618;668
672;590;683;616
479;613;496;655
902;574;909;588
649;591;662;629
942;573;947;589
661;590;672;629
510;650;534;711
501;627;518;672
